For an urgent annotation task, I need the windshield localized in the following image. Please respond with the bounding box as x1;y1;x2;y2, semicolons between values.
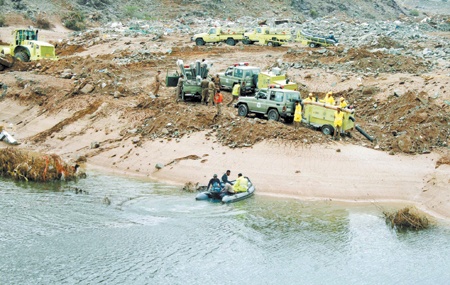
284;92;301;102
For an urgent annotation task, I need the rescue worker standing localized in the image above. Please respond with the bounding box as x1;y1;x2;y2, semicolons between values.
214;90;223;116
214;74;221;91
201;77;209;105
333;107;344;140
227;80;241;107
176;74;184;102
153;70;163;96
321;91;335;106
339;97;348;109
293;100;302;129
208;78;216;106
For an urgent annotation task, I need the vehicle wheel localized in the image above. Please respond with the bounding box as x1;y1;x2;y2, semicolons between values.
267;41;274;47
0;64;4;71
238;104;248;117
195;38;205;46
309;42;316;48
267;109;279;121
15;51;29;62
321;124;334;136
243;39;251;45
226;38;236;46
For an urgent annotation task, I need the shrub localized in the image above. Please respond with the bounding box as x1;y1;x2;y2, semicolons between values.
0;15;5;27
384;206;430;230
310;9;318;19
62;11;86;31
124;5;139;18
409;10;419;17
36;15;52;29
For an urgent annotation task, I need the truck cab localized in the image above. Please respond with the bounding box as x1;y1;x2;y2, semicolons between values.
219;63;260;94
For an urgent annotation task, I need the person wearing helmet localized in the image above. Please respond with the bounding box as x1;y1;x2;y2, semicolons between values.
321;91;335;106
334;107;345;140
339;97;348;108
304;92;315;103
207;174;222;193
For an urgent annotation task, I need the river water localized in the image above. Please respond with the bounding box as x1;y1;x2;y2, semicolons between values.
1;173;450;285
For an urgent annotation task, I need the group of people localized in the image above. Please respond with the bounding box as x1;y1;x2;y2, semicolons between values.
294;91;350;140
206;170;249;195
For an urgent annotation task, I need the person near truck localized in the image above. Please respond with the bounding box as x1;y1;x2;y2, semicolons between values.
214;90;223;116
321;91;335;106
294;100;302;129
201;77;209;105
240;81;246;96
227;80;241;107
339;97;348;109
153;70;163;96
333;107;344;140
304;93;315;103
208;78;216;106
214;74;221;91
175;74;185;102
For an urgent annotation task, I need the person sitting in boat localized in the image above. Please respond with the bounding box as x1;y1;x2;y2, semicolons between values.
221;170;235;186
207;174;222;193
223;173;248;194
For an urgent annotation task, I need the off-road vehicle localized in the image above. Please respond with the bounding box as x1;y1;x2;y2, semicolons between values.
235;87;301;123
219;62;260;94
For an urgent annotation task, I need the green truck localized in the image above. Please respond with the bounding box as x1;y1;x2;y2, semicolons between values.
218;63;260;94
235;87;301;123
192;27;245;46
166;59;210;101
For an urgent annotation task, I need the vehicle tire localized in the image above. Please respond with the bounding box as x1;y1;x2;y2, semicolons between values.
15;51;30;62
0;64;4;71
308;42;316;48
243;39;251;45
267;41;274;47
226;38;236;46
238;104;248;117
195;38;205;46
267;109;279;121
321;124;334;136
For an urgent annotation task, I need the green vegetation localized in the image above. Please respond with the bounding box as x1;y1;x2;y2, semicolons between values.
62;11;86;31
0;0;4;6
124;5;139;18
0;15;5;27
310;9;318;18
409;10;419;17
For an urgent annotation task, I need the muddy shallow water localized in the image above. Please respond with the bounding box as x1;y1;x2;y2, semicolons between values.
1;173;450;284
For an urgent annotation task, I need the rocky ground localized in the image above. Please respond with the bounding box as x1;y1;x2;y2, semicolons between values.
1;14;449;157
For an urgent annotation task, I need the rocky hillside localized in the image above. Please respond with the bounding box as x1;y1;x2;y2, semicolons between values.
1;0;448;29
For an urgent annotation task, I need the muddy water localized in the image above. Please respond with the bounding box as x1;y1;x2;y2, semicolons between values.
1;173;450;284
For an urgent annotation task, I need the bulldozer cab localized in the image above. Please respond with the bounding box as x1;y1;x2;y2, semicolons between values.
14;29;38;45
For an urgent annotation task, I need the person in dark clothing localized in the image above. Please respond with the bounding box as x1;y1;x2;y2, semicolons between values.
221;170;234;186
207;174;222;192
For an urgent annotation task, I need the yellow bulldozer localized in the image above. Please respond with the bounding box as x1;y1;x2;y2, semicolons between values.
0;28;58;63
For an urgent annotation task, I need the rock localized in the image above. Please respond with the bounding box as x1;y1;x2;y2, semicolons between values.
132;137;140;144
161;128;169;135
80;84;95;94
397;136;414;153
90;141;100;149
155;163;164;169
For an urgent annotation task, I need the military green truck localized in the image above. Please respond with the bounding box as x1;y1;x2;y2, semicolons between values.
218;63;260;95
235;87;301;123
192;27;245;46
166;59;210;101
243;26;291;47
